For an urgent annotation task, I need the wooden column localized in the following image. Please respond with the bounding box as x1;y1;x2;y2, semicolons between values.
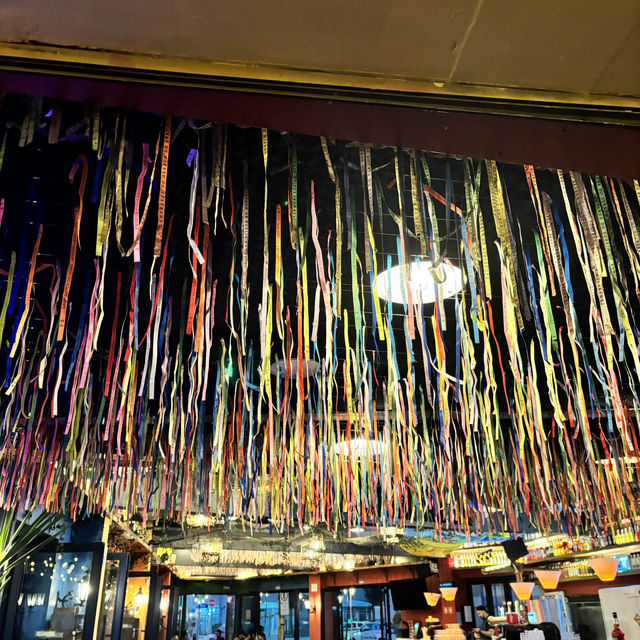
309;575;322;640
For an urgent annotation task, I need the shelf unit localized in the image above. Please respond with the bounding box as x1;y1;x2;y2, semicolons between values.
556;568;640;583
472;541;640;575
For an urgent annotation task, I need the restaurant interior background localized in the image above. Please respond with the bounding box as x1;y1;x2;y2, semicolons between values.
0;2;638;640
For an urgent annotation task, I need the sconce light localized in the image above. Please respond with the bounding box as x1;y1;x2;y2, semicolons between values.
303;598;316;614
134;587;145;611
439;586;458;602
337;594;344;604
510;582;535;601
534;570;562;590
589;557;620;582
424;592;441;607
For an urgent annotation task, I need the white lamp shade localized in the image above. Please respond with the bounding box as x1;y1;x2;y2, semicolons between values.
375;261;463;305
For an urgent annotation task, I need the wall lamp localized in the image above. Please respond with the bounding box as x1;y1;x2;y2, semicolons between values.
303;598;316;614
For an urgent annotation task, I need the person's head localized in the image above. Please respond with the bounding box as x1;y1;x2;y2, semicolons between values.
216;632;223;638
476;605;491;620
259;627;264;633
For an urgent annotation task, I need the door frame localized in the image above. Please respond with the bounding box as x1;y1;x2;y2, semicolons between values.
465;577;513;627
104;552;130;640
127;570;161;640
321;585;391;640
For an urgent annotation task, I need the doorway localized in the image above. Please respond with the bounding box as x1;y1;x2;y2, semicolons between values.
466;579;512;628
96;553;129;640
322;586;397;640
258;590;309;640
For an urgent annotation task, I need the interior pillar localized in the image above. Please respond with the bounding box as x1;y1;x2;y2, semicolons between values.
308;575;322;640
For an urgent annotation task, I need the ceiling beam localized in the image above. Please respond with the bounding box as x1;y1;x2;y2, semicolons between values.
0;49;639;179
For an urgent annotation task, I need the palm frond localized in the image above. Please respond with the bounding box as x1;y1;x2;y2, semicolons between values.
0;509;67;595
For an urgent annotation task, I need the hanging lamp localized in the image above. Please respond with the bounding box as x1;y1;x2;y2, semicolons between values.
375;260;463;305
588;557;620;582
534;569;562;590
510;581;535;600
439;586;458;602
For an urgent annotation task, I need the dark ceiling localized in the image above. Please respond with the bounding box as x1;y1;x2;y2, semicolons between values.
0;92;638;551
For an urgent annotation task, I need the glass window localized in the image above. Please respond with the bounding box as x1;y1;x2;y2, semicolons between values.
471;584;487;628
340;587;382;640
386;587;398;640
259;592;296;640
184;594;228;640
96;556;124;640
123;575;150;640
490;584;506;616
297;592;310;640
240;595;257;635
12;550;95;640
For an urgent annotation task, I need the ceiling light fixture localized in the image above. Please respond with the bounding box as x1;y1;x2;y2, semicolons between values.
375;261;463;305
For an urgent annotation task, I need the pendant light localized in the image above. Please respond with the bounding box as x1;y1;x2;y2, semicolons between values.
134;587;145;610
589;557;620;582
534;569;562;590
510;581;535;600
439;586;458;602
375;261;463;305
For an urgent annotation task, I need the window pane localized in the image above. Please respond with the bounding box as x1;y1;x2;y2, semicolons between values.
298;592;310;640
490;584;506;616
12;551;95;640
184;594;228;640
124;575;150;640
96;557;122;640
341;587;382;640
471;584;487;628
259;593;295;640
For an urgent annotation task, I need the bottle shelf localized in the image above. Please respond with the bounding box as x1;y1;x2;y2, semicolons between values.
461;540;640;573
521;541;640;567
558;568;640;583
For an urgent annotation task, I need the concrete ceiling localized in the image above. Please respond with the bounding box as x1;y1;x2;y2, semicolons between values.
0;0;639;105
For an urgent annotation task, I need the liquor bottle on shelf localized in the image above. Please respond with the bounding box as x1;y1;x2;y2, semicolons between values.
611;612;625;640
